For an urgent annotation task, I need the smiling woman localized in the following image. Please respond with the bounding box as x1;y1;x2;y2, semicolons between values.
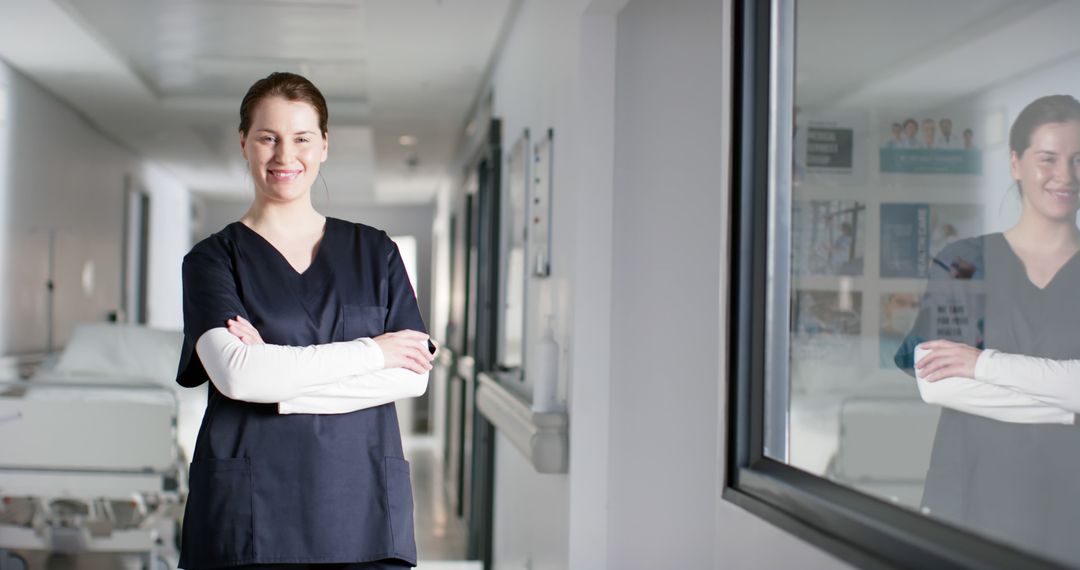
175;72;436;570
239;80;329;215
897;95;1080;563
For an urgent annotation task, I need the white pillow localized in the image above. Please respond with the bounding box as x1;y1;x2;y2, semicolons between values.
53;323;182;384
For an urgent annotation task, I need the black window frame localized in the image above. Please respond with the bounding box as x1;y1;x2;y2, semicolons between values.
723;1;1073;569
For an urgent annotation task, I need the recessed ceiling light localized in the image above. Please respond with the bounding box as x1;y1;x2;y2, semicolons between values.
399;135;418;147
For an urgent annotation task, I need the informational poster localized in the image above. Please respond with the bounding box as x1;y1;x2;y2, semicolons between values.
794;109;868;185
878;112;982;174
879;292;920;368
879;203;981;278
792;199;867;276
806;125;854;169
792;289;862;336
790;289;863;364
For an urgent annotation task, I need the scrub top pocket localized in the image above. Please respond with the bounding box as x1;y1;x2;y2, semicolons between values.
182;457;254;567
344;304;389;339
384;456;417;560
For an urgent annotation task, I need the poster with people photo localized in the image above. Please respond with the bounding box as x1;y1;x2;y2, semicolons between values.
879;113;982;174
881;291;985;370
879;203;982;279
792;199;867;276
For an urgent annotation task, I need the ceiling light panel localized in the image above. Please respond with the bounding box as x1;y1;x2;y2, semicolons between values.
64;0;369;100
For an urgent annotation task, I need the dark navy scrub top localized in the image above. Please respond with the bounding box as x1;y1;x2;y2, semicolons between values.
896;234;1080;564
175;217;423;569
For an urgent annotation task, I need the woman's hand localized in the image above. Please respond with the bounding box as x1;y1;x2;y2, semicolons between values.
374;330;434;374
227;315;264;345
916;340;982;382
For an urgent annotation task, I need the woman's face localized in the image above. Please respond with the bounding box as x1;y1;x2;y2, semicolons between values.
240;96;328;205
1011;120;1080;223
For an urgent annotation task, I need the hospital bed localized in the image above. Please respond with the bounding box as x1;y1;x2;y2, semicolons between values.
0;323;203;569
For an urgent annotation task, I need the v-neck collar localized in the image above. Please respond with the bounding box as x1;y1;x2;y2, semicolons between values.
234;217;332;278
996;232;1080;292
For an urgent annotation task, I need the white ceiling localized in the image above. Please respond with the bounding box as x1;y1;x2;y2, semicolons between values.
795;0;1080;111
0;0;513;204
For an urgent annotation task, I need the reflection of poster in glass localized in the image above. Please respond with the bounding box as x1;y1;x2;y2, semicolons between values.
880;203;981;278
925;293;984;346
792;200;866;276
794;110;867;185
792;290;862;337
791;289;863;363
879;114;982;174
879;292;920;368
807;126;853;168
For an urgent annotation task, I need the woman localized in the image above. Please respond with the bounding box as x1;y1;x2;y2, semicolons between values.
175;72;434;569
896;94;1080;563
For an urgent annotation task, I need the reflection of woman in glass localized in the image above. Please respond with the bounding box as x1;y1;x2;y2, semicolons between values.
896;95;1080;563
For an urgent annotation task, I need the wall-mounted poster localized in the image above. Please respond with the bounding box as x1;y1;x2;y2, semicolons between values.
879;203;981;278
792;199;867;276
793;289;862;336
794;109;868;185
791;289;863;365
879;292;920;368
879;113;982;174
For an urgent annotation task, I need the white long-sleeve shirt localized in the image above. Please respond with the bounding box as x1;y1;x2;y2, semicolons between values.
914;345;1076;425
195;327;428;415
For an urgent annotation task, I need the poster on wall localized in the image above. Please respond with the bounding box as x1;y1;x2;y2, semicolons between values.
879;203;982;278
790;289;863;365
793;290;862;336
794;109;868;185
879;292;920;368
878;113;982;174
792;199;867;276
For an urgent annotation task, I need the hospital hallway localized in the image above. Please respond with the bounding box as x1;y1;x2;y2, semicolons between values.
5;0;1080;569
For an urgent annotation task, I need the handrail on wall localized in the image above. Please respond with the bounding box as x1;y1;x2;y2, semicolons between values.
475;372;568;473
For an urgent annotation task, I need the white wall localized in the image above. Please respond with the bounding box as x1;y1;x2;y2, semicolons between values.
471;0;852;568
609;0;724;564
0;58;190;354
610;1;846;567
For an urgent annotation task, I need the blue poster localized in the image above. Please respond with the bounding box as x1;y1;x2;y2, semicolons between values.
880;204;929;278
880;148;982;174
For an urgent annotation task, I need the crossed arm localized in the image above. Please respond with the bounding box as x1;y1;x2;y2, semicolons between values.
195;316;434;415
913;340;1077;425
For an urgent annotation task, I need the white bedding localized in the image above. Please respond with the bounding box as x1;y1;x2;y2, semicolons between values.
7;323;205;465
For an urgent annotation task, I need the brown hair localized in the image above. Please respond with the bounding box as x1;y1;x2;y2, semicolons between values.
239;72;329;137
1009;94;1080;157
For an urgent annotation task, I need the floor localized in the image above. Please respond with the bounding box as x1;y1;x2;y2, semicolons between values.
403;436;476;568
1;437;477;570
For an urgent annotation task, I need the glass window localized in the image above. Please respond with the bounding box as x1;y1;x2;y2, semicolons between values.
731;0;1080;567
497;129;529;372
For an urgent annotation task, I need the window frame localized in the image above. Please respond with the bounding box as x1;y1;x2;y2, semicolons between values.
723;1;1072;569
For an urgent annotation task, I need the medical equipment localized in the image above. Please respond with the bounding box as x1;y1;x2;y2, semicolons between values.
0;324;197;569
